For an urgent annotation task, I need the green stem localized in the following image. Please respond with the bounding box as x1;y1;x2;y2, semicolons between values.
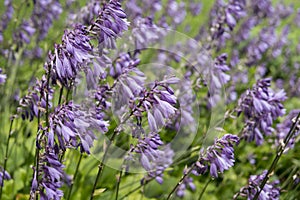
115;167;124;200
58;87;64;105
0;118;14;198
67;153;83;200
90;131;118;200
253;112;300;200
166;163;196;200
198;179;212;200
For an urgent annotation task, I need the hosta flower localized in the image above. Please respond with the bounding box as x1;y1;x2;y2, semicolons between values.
235;170;280;200
48;101;109;153
52;26;93;87
143;145;174;184
135;133;174;184
238;78;286;145
111;53;146;109
0;167;11;187
18;75;53;121
14;20;36;44
166;0;186;25
176;134;239;197
135;133;164;171
176;176;195;197
93;0;130;51
208;53;231;107
0;68;6;84
276;109;300;152
132;16;165;49
31;149;65;200
0;0;14;43
129;79;178;132
31;0;62;41
205;134;239;178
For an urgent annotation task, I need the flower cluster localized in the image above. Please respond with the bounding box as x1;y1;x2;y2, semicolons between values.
235;170;280;200
18;75;53;121
237;78;286;145
135;134;175;184
176;134;239;197
208;53;231;107
203;134;239;178
52;25;93;87
31;0;63;41
31;149;65;200
48;101;109;154
93;0;130;51
147;145;174;184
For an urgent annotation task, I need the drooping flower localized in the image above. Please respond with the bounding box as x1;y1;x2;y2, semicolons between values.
31;0;63;41
18;75;53;121
48;101;109;154
52;25;93;87
208;53;231;107
13;20;36;44
276;109;300;152
237;78;286;145
235;170;280;200
92;0;130;51
205;134;239;178
176;175;196;197
176;134;239;197
0;167;11;187
0;68;7;84
31;149;65;200
135;133;164;171
134;133;174;184
0;0;14;43
143;145;174;184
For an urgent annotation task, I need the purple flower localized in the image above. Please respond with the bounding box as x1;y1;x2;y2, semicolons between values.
208;53;231;107
69;0;102;25
166;0;186;25
0;68;6;84
176;134;239;197
276;109;300;152
92;0;130;50
48;101;109;153
0;0;14;43
236;170;280;200
18;75;53;121
14;20;36;44
135;133;164;171
132;16;165;49
205;134;239;178
176;175;195;197
0;167;11;187
144;145;174;184
237;78;286;145
31;0;63;41
52;26;93;87
36;149;65;200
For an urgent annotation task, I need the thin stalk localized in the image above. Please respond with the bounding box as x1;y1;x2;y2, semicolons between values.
115;167;123;200
58;87;64;105
0;118;14;198
67;153;83;200
253;112;300;200
90;131;118;200
166;163;196;200
198;178;212;200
